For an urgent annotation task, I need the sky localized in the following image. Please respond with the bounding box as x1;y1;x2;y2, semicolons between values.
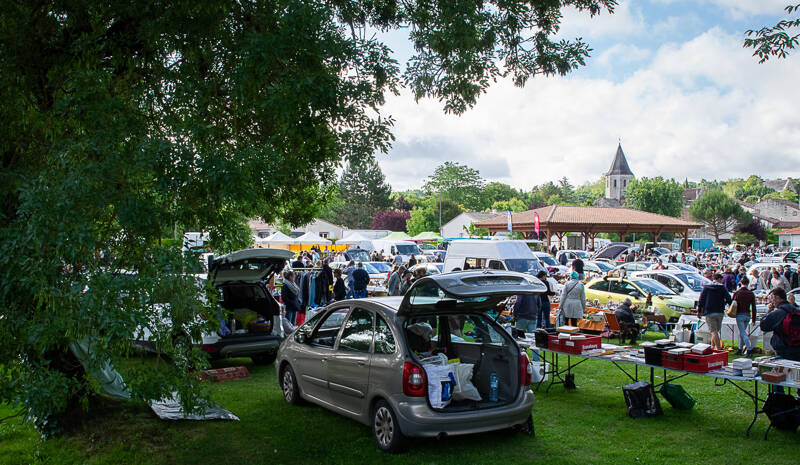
375;0;800;192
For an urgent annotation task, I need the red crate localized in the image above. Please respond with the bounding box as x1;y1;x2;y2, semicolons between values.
548;334;600;354
662;351;685;371
548;334;565;352
683;350;729;373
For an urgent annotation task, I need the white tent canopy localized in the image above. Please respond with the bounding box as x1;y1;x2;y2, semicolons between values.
263;231;296;244
337;232;370;245
294;231;332;245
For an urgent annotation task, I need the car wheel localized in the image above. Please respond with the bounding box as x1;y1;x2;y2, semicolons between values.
251;352;277;365
372;400;406;454
514;414;535;438
281;365;302;405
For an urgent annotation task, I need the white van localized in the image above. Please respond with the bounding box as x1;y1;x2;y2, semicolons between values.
371;240;425;264
442;240;546;275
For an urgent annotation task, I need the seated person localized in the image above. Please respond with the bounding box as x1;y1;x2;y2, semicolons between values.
614;298;641;345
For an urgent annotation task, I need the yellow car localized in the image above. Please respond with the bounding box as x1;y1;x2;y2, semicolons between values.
584;277;694;322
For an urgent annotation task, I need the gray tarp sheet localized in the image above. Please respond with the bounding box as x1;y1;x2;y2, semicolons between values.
70;340;238;421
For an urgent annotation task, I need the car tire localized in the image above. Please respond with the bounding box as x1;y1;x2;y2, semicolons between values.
372;400;406;454
251;351;277;365
281;365;302;405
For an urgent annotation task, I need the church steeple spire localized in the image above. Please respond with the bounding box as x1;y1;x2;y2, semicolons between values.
607;143;634;176
604;143;635;201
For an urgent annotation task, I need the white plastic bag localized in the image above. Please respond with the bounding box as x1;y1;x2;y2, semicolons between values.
531;361;549;383
452;363;481;401
423;364;454;408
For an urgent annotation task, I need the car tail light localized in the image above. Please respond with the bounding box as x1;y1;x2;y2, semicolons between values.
403;362;426;397
201;344;216;353
520;352;532;386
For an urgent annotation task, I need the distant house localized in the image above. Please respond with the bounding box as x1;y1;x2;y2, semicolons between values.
763;178;795;193
683;188;704;204
754;198;800;222
777;226;800;249
248;218;347;240
440;211;499;238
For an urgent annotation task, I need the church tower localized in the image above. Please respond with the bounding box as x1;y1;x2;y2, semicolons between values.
605;143;634;201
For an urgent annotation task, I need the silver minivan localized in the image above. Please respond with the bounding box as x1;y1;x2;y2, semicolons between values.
276;270;545;452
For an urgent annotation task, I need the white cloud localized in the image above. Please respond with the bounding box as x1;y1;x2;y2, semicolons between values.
559;1;646;39
653;0;789;20
380;27;800;192
594;43;652;67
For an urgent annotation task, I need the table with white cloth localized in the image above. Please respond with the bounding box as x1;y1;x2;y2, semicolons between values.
676;314;765;347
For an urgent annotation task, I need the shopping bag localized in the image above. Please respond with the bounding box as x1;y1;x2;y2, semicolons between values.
622;381;662;418
452;363;481;401
659;383;695;410
423;364;455;408
530;361;549;383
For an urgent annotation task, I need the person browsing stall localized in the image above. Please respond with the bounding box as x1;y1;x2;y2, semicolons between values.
698;273;732;351
732;276;757;356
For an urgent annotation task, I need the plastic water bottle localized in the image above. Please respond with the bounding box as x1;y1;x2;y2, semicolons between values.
489;371;498;402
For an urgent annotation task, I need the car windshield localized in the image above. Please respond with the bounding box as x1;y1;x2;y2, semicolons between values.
363;263;380;273
369;262;391;273
396;244;421;255
419;244;436;250
593;261;614;272
505;259;544;274
575;251;590;258
632;279;675;296
347;249;371;262
674;263;697;272
674;273;709;291
537;254;558;266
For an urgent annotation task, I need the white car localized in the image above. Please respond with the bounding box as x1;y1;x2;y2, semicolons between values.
532;252;568;277
630;270;710;302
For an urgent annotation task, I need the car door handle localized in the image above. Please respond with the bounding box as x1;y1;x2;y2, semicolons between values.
357;360;367;366
321;359;327;364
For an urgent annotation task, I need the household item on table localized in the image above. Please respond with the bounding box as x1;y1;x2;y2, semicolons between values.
675;342;694;348
683;350;729;373
732;358;753;370
672;328;692;343
690;343;712;355
655;339;672;346
644;344;676;366
694;330;711;345
557;325;580;333
623;381;663;418
659;383;696;410
569;334;587;340
761;367;787;383
662;350;687;370
549;334;602;354
640;341;656;348
534;328;555;348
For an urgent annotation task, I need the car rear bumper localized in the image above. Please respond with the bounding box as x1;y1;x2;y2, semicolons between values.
202;334;281;358
391;389;534;438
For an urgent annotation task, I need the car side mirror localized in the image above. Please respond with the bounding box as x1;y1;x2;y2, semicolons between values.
295;332;307;344
630;291;641;299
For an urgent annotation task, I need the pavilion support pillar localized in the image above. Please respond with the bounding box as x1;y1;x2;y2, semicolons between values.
546;229;552;251
555;232;565;250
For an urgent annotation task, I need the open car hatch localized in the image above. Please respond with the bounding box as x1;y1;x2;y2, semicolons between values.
397;270;546;316
211;248;293;285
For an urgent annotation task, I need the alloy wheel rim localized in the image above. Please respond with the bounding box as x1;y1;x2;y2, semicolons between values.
282;371;293;402
374;407;393;447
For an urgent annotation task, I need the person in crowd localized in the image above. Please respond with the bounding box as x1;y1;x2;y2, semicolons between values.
351;262;370;299
559;252;568;266
759;268;771;291
772;270;790;293
760;288;800;392
332;268;346;301
722;267;737;292
572;258;585;281
321;258;334;301
408;254;417;267
513;291;541;334
386;265;405;296
698;273;732;351
280;270;302;325
392;253;403;267
399;270;413;295
291;254;304;269
412;266;426;281
536;270;555;329
344;260;356;299
558;267;586;327
280;305;297;334
732;276;757;356
614;298;640;345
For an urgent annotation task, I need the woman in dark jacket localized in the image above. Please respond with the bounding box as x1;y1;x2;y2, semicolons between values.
332;268;346;301
536;270;555;328
281;270;303;324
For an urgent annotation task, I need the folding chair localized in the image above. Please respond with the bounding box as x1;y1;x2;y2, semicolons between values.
603;312;624;345
643;314;670;337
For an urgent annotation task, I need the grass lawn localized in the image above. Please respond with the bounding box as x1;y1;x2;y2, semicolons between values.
2;333;799;465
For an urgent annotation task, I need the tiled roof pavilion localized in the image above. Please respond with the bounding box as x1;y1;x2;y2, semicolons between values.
474;205;703;251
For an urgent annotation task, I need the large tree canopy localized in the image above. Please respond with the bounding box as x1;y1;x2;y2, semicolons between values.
689;190;751;242
0;0;616;434
624;177;685;218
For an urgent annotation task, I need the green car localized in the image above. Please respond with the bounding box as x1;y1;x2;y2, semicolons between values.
584;277;694;322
